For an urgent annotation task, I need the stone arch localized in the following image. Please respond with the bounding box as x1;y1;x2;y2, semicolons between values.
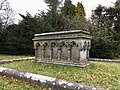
69;41;78;47
35;42;42;60
42;42;49;47
86;41;90;59
42;42;50;59
79;43;82;51
59;41;68;61
50;42;58;60
59;41;67;47
87;42;91;50
50;42;57;47
70;41;80;63
35;43;40;48
83;41;87;51
80;41;88;61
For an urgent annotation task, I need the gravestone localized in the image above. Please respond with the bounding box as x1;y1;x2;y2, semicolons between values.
32;30;92;67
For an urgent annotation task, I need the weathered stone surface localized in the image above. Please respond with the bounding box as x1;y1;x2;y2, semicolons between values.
89;58;120;63
0;67;105;90
32;30;92;67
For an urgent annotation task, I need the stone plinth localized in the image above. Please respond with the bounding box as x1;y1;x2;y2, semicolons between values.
32;30;92;67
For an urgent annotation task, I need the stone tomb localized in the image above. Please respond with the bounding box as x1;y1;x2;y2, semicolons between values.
32;30;92;67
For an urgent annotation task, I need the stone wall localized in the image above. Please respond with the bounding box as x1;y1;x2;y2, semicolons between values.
32;30;92;67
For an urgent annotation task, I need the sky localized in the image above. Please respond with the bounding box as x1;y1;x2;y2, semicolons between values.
9;0;116;22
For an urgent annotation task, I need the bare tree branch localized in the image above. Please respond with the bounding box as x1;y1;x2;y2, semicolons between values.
0;0;7;10
0;0;16;29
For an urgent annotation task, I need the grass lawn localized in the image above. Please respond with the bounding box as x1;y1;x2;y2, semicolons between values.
0;55;31;60
1;61;120;90
0;75;50;90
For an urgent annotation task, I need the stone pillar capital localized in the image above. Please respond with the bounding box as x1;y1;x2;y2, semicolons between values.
41;46;45;50
67;47;71;51
49;47;53;50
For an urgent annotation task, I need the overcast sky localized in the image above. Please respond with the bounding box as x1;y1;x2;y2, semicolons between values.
9;0;116;22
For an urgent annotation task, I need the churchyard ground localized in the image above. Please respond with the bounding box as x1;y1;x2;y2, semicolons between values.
0;57;120;90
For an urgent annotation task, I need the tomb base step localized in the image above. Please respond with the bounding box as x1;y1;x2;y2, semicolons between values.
35;60;91;67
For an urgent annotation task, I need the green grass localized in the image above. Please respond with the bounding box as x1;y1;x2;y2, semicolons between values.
0;75;50;90
0;55;31;60
1;61;120;89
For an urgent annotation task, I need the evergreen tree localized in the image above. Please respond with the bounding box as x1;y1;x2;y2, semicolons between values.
114;0;120;41
104;0;120;41
90;3;120;59
61;0;75;18
4;12;54;55
75;2;86;18
91;5;112;37
61;1;88;30
43;0;65;31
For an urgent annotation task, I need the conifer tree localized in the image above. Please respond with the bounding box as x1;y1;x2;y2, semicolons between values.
114;0;120;40
43;0;65;31
61;0;75;18
75;2;86;18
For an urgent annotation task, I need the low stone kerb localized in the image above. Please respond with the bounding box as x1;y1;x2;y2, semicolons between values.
0;67;105;90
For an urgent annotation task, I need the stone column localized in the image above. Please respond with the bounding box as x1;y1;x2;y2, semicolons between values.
85;46;88;61
79;49;82;63
79;44;82;63
34;46;38;58
50;47;53;60
68;47;71;62
34;43;40;62
58;47;61;61
35;48;38;62
41;47;45;60
87;44;90;60
86;49;89;59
